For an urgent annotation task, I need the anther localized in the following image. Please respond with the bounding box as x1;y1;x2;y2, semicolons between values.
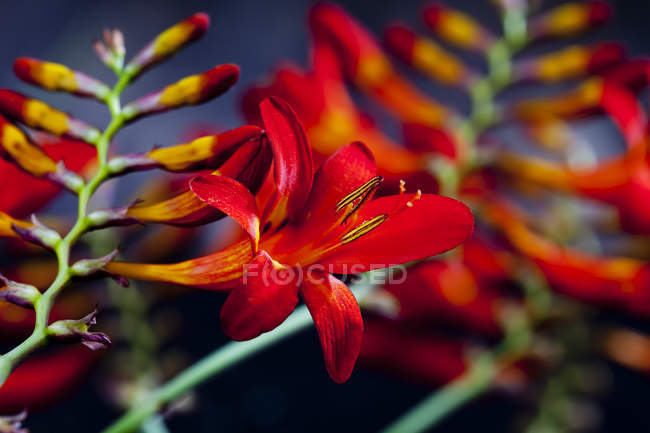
340;214;388;245
406;189;422;208
335;176;383;213
335;176;383;224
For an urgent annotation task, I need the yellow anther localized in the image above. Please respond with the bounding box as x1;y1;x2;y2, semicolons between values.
340;214;388;245
335;176;383;224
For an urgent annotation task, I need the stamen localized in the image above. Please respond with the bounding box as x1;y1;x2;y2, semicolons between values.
340;214;388;245
406;189;422;207
335;176;383;213
399;179;406;194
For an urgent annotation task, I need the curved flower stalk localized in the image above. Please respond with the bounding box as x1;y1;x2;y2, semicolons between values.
0;12;244;389
106;96;474;382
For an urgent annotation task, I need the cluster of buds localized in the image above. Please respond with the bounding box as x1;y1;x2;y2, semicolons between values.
0;10;258;417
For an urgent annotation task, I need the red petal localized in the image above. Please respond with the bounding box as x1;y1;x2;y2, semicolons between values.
360;318;466;386
320;194;474;272
600;80;646;149
0;346;99;411
220;250;299;340
259;97;314;229
300;270;362;383
296;141;376;230
191;174;260;251
383;260;503;335
105;239;252;290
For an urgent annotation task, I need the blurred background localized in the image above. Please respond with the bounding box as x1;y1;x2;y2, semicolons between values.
2;0;650;431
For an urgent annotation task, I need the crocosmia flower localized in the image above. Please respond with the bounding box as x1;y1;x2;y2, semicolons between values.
107;97;473;382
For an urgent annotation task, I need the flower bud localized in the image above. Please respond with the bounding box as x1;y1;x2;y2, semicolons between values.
93;28;126;71
47;309;111;350
87;203;142;230
0;410;28;433
514;42;624;83
0;115;58;177
384;24;475;86
125;13;210;78
0;211;31;239
122;64;239;121
13;57;110;100
46;161;85;193
422;3;496;51
70;249;119;277
0;89;101;143
530;1;611;39
12;215;61;249
0;274;40;308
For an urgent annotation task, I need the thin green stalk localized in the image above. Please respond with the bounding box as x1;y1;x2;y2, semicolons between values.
381;353;498;433
0;71;131;386
380;308;533;433
140;416;171;433
101;306;313;433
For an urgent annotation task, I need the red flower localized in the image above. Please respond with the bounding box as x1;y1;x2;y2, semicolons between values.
502;79;650;233
382;259;506;336
107;97;473;382
360;318;468;386
242;43;427;180
484;200;650;316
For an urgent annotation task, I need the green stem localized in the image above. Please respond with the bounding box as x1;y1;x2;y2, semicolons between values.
380;353;498;433
139;416;170;433
381;308;533;433
101;306;313;433
0;72;131;386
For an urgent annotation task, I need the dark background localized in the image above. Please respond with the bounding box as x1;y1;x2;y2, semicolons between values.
2;0;650;432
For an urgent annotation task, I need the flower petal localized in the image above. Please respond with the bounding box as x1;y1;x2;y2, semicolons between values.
310;3;451;127
220;250;299;341
259;96;314;229
296;141;376;228
319;194;474;272
360;318;467;386
191;174;260;252
383;260;503;335
105;239;252;290
126;135;271;226
0;346;99;411
299;270;362;383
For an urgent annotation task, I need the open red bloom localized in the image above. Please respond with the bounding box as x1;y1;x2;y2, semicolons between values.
107;97;473;382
